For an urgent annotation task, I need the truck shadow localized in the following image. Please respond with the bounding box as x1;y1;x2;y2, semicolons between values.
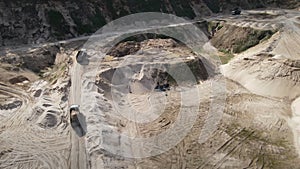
71;113;87;137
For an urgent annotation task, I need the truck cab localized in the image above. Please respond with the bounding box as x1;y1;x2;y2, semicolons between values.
70;104;80;124
75;49;89;65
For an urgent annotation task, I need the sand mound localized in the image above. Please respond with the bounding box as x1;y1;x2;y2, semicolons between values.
97;56;210;96
107;41;141;57
222;58;300;99
272;20;300;60
237;14;300;60
289;97;300;155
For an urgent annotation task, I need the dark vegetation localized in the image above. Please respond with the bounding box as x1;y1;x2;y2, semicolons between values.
234;29;274;53
47;10;71;38
47;0;196;37
119;33;180;43
211;23;275;53
71;8;107;34
203;0;220;13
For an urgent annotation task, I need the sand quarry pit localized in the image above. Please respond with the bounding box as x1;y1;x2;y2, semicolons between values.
0;9;300;169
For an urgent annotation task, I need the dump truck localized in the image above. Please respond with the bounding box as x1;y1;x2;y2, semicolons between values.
70;104;80;125
75;49;89;65
69;104;86;137
232;8;241;15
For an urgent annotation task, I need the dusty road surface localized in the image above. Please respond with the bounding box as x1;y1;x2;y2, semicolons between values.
69;58;88;169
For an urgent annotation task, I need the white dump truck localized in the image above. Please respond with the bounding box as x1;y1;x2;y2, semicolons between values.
69;104;86;137
69;104;80;125
75;49;88;65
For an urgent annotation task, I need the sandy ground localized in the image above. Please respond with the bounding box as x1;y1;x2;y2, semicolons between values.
79;41;300;168
0;81;70;168
0;8;300;169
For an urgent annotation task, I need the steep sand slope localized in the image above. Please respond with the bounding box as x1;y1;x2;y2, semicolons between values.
221;10;300;99
273;14;300;60
290;97;300;155
222;58;300;99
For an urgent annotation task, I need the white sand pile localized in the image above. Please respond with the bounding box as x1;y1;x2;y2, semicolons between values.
272;19;300;60
226;11;300;61
222;58;300;99
220;12;300;99
289;97;300;155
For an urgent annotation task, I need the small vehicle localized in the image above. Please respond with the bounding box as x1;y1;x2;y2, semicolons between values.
69;104;86;136
70;104;80;124
75;49;89;65
232;8;241;15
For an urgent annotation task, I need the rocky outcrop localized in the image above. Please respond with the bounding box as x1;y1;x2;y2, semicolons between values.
0;0;206;47
0;0;298;47
0;45;60;73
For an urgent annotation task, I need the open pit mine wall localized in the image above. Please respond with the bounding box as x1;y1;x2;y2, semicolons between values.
0;0;299;47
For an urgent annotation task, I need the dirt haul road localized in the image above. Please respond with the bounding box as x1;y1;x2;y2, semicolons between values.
69;58;88;169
